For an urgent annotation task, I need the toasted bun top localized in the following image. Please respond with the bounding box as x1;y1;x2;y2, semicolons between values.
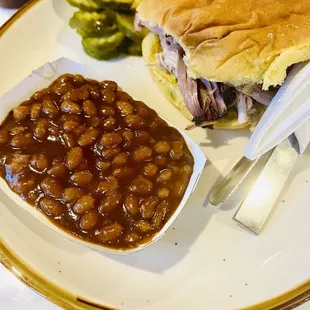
137;0;310;89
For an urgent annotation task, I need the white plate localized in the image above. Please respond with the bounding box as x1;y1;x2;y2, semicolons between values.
0;1;310;309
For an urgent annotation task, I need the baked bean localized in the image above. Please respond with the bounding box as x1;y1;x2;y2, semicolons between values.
79;210;99;231
30;154;48;172
0;130;9;145
78;128;100;147
173;165;192;197
73;194;95;214
170;141;184;160
82;100;97;117
41;177;63;198
135;220;152;233
129;176;153;196
154;141;171;154
11;133;33;148
122;130;134;148
112;166;135;178
74;158;89;172
52;82;74;96
141;196;159;219
63;121;85;136
124;114;147;129
40;198;64;217
112;152;128;166
62;88;89;102
134;130;152;145
149;117;167;131
116;100;133;116
152;201;169;228
99;105;115;118
99;190;122;213
61;100;81;114
70;170;93;186
100;132;122;147
48;124;60;141
60;114;83;124
136;107;150;119
100;80;118;91
97;176;119;192
31;88;50;101
124;232;140;243
56;74;74;84
75;158;89;172
42;100;59;118
124;194;139;215
34;118;48;140
62;132;76;148
12;153;29;165
143;163;158;178
96;159;110;171
101;117;117;131
30;103;42;119
101;88;116;105
158;188;170;199
73;74;84;84
66;147;83;170
156;169;173;183
116;91;133;102
97;222;123;242
47;163;68;178
62;187;85;203
9;126;27;136
10;154;29;173
132;146;153;162
13;106;30;121
81;85;100;100
154;155;168;168
87;116;100;128
101;146;121;159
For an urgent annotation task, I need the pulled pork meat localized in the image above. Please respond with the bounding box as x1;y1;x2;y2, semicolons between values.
139;17;277;125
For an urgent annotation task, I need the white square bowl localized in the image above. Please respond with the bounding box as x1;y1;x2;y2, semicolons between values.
0;58;206;254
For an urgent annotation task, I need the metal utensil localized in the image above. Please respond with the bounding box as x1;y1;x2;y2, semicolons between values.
233;135;299;235
209;150;273;207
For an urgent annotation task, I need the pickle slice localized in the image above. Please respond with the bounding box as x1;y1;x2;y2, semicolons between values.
116;13;149;43
128;41;142;56
67;0;102;11
82;32;125;60
69;10;117;38
92;0;133;10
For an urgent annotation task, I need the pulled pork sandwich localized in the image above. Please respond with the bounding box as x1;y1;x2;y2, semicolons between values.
136;0;310;129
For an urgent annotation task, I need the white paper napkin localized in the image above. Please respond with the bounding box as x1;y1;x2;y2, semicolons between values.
244;62;310;160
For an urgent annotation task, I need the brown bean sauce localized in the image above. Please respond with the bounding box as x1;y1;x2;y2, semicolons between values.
0;74;194;249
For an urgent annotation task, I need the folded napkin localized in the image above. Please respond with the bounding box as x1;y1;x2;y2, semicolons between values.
244;62;310;160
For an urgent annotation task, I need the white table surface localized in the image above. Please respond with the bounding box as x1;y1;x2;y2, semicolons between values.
0;6;57;310
0;6;309;310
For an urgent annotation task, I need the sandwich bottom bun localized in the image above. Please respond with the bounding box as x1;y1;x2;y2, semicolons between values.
142;33;266;130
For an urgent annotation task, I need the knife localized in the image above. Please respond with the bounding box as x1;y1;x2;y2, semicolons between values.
209;150;273;207
233;135;299;235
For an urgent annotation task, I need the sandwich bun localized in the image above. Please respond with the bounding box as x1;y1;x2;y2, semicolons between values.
138;0;310;90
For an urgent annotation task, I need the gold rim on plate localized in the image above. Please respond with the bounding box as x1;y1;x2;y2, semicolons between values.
0;1;310;309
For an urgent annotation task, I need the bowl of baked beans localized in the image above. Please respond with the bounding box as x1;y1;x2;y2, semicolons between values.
0;58;206;254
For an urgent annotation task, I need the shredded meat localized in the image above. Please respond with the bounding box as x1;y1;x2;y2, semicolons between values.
237;84;275;106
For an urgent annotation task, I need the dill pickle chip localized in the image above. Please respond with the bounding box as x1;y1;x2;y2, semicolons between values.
127;41;142;56
92;0;133;11
67;0;102;11
116;13;148;43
